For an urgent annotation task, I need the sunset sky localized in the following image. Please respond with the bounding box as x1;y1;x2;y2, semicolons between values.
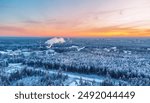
0;0;150;37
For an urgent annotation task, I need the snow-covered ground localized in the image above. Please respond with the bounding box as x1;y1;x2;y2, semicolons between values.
1;37;150;86
6;63;23;73
1;63;128;86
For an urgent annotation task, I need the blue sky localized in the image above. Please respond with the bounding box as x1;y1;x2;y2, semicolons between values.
0;0;150;37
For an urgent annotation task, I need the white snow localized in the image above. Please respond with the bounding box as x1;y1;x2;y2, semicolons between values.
0;51;7;54
123;50;132;54
34;68;124;86
147;48;150;51
69;45;85;51
103;48;110;52
6;63;23;73
23;52;31;57
111;47;117;51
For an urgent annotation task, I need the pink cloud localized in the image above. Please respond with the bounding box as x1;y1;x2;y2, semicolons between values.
0;26;28;33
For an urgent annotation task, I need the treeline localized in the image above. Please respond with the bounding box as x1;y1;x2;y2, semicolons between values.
23;58;150;86
0;67;68;86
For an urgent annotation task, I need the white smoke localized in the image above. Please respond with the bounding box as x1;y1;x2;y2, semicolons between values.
45;37;65;48
69;45;85;51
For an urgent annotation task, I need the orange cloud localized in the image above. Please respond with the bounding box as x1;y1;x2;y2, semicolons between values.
75;26;150;37
0;24;150;37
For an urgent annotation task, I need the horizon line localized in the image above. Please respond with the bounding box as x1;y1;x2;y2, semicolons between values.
0;35;150;39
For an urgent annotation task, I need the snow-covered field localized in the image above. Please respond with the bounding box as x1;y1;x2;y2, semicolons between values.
0;63;128;86
0;37;150;86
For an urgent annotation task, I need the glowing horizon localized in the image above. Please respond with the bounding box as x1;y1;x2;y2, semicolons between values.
0;0;150;37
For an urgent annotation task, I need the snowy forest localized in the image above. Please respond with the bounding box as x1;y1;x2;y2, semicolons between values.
0;37;150;86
